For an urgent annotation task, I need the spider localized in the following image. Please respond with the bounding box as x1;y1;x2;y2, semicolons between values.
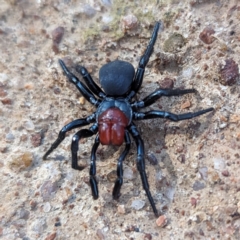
43;22;214;217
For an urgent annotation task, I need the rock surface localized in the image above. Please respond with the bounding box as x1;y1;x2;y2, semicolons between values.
0;0;240;239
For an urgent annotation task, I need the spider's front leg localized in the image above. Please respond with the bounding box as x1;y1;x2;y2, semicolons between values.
128;124;159;217
75;65;106;99
129;21;161;97
59;59;101;107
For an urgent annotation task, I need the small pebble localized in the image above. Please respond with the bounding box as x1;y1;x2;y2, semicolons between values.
236;133;240;141
5;132;15;142
19;209;30;220
22;152;33;167
219;59;239;86
199;27;215;44
156;215;167;227
131;199;145;210
155;171;165;186
43;202;51;213
181;100;191;109
24;82;34;90
193;181;205;191
230;114;240;123
96;229;105;240
176;144;184;153
182;67;194;79
45;232;57;240
32;218;47;234
24;120;35;131
55;221;61;227
31;133;42;147
101;0;112;7
9;152;33;170
117;204;125;214
199;167;208;180
0;88;7;97
79;97;85;105
225;205;237;216
144;233;152;240
147;152;158;165
122;14;138;31
52;42;60;54
30;200;37;210
12;219;26;228
221;170;230;177
82;4;96;18
191;197;197;207
1;98;12;105
163;33;186;53
219;123;227;129
101;25;110;32
177;154;185;163
53;87;61;94
159;77;174;89
123;167;134;180
107;170;117;182
52;26;64;44
40;180;58;201
213;157;225;171
209;171;220;183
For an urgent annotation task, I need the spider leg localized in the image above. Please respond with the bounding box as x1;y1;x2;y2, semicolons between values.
43;114;95;160
76;65;106;99
133;108;214;121
71;124;98;170
89;134;100;199
128;22;161;99
132;88;197;109
112;130;131;200
59;59;101;107
128;123;159;217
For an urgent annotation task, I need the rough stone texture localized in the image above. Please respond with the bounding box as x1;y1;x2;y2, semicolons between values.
0;0;240;239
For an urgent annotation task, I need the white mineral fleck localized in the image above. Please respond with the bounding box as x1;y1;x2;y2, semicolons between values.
131;199;145;210
24;120;35;131
181;67;195;79
43;202;51;213
213;157;226;171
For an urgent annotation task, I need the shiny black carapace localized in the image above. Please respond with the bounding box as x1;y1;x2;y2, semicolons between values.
43;22;213;217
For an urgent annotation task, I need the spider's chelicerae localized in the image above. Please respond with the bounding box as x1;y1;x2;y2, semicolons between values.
43;22;214;217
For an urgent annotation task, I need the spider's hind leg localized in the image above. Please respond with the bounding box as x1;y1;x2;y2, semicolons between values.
132;88;197;109
89;134;100;199
128;124;159;217
133;108;214;122
71;124;98;170
43;116;94;160
112;130;131;200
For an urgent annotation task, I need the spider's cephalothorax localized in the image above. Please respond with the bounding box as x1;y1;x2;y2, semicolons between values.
43;22;214;217
99;60;135;96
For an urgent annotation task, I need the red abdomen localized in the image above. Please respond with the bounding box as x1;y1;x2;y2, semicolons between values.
98;107;129;146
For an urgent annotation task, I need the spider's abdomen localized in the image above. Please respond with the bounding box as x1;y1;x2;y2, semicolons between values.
98;107;128;146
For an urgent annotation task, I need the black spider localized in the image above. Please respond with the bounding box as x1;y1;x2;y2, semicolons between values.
43;22;214;217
